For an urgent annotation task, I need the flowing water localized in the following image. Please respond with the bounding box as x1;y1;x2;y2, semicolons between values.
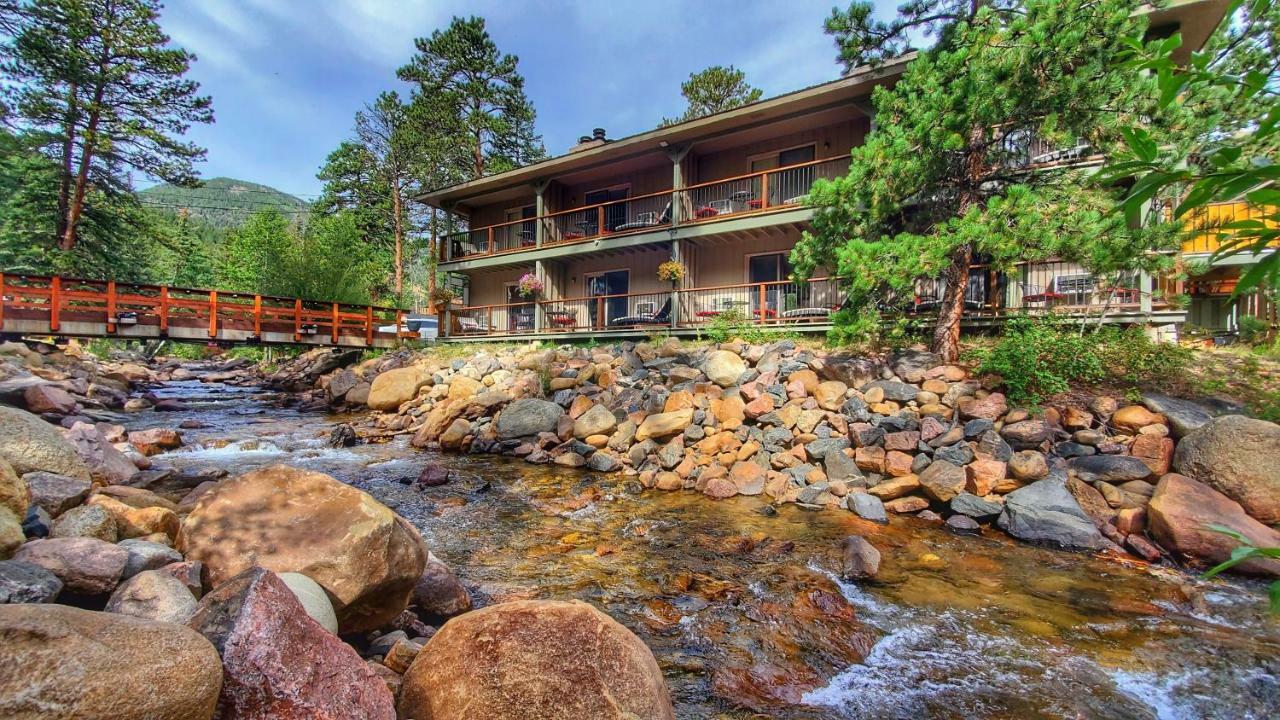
126;378;1279;719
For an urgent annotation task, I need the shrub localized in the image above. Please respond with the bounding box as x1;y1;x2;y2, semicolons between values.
1238;315;1269;344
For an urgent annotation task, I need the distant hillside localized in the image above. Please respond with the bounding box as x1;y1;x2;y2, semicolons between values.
139;177;309;230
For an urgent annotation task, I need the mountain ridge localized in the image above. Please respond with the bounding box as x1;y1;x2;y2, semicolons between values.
139;176;309;230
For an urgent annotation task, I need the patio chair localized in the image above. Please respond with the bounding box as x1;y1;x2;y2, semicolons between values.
615;202;672;232
456;315;491;334
609;298;672;327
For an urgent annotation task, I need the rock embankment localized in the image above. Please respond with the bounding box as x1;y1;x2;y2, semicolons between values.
324;339;1278;577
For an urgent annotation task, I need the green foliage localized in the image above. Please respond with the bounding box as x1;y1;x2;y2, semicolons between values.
1204;524;1280;613
974;315;1190;405
1100;0;1279;296
700;308;805;345
660;65;762;126
139;178;307;231
1238;314;1270;343
0;0;213;249
798;0;1173;361
397;16;545;177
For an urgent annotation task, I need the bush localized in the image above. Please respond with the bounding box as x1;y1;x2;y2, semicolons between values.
1238;315;1269;344
974;316;1189;406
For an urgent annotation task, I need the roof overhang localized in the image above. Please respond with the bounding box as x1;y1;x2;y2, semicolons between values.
1141;0;1232;63
416;53;915;210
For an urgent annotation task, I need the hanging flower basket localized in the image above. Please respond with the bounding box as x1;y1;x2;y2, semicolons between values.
517;272;544;298
657;260;687;284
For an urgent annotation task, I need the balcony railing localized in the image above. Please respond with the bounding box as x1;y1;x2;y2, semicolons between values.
439;156;852;262
442;262;1179;338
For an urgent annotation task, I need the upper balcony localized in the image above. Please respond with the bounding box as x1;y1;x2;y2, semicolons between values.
437;155;852;265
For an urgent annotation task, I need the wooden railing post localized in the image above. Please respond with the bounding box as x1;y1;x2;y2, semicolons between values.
365;306;374;345
761;172;770;210
758;283;767;325
159;287;169;332
106;280;117;333
331;302;339;343
208;290;218;338
48;276;61;332
253;295;262;337
596;296;605;330
487;227;495;255
294;298;302;341
597;206;606;236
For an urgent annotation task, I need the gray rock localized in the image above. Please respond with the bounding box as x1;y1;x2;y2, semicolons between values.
861;380;919;403
934;443;974;466
0;559;63;603
825;449;862;481
1000;420;1051;449
950;492;1002;520
118;539;183;578
820;355;885;388
963;418;994;438
586;452;621;472
1141;393;1214;438
847;493;887;523
976;430;1013;461
806;437;850;461
495;398;565;439
1068;455;1152;483
890;349;942;384
997;478;1105;550
945;514;981;535
22;471;92;516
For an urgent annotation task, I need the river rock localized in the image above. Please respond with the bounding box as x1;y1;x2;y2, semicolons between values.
1111;405;1163;432
63;423;137;485
950;492;1002;521
279;571;340;634
0;603;222;719
0;406;91;481
945;514;981;535
50;504;118;542
0;559;62;603
635;408;694;442
412;552;472;618
919;460;967;503
1141;393;1213;438
177;464;427;633
397;599;674;720
188;567;396;719
367;366;428;411
125;427;183;457
1068;455;1152;483
1147;473;1280;576
104;569;198;623
891;349;941;383
496;398;565;439
118;538;183;578
840;535;881;579
996;478;1104;550
0;461;26;559
24;383;76;414
23;472;91;516
1171;415;1280;525
819;354;884;388
862;379;918;403
574;404;617;439
1000;420;1051;449
847;493;887;523
14;537;128;595
704;350;746;387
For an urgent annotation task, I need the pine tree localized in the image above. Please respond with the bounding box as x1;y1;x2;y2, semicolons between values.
794;0;1178;360
661;65;763;126
397;16;545;178
0;0;213;252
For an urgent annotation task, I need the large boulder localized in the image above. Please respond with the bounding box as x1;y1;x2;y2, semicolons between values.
818;354;884;388
412;552;472;618
635;409;694;442
398;599;673;720
0;559;62;603
366;367;428;411
1147;473;1280;576
1171;415;1280;525
573;404;618;439
187;567;395;719
0;460;27;559
703;350;746;387
23;383;76;414
0;406;91;481
0;603;222;719
1068;455;1152;483
13;537;128;595
495;398;565;439
23;472;91;516
996;477;1105;550
177;465;427;633
279;572;339;635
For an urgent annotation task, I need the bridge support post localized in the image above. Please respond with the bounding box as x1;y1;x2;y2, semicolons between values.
365;306;374;346
159;287;169;333
331;303;339;344
106;280;117;334
253;295;262;338
208;290;218;338
293;299;302;341
50;277;61;332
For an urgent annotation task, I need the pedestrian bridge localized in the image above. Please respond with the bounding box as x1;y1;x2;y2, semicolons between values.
0;275;418;348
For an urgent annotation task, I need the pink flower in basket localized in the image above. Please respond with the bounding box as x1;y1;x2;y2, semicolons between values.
517;273;544;297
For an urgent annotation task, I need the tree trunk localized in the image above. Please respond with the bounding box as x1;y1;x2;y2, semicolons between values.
931;243;972;362
391;176;404;295
56;83;79;241
62;56;108;252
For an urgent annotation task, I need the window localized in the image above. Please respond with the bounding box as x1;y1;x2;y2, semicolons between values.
584;186;629;232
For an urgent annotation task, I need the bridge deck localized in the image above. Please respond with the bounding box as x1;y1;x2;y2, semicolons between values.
0;275;416;348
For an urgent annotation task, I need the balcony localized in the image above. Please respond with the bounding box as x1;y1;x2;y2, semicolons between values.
439;156;851;263
441;260;1182;339
1180;201;1279;255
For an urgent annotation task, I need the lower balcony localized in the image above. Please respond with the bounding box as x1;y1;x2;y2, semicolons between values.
440;261;1186;340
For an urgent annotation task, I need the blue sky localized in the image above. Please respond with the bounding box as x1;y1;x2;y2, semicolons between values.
158;0;866;200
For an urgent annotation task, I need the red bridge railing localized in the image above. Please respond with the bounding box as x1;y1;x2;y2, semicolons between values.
0;274;416;347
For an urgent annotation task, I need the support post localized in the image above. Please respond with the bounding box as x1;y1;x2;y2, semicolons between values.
758;283;767;325
294;298;302;341
331;302;339;343
665;143;693;226
106;280;117;333
534;259;546;332
159;287;169;332
670;240;681;330
253;295;262;337
50;276;61;332
1139;270;1153;314
208;290;218;338
365;305;374;346
533;179;549;248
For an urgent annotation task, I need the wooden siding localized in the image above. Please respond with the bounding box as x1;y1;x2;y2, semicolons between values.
691;118;868;183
